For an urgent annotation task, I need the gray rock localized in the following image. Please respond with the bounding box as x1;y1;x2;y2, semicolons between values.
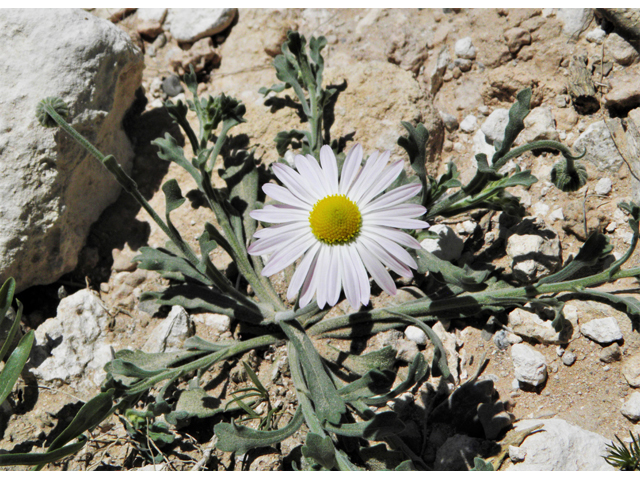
454;37;477;60
192;312;231;333
573;121;626;172
136;8;167;37
142;305;195;353
561;351;576;366
621;392;640;421
556;8;594;40
599;343;622;363
580;317;623;344
506;234;562;283
504;27;532;54
607;32;639;66
509;445;527;463
507;419;615;470
507;308;574;345
586;28;606;44
430;46;451;95
459;114;478;133
622;353;640;387
162;74;184;97
434;434;484;470
520;106;559;143
420;225;464;262
0;9;143;292
603;66;640;109
511;343;547;387
481;108;510;145
31;290;114;389
493;330;523;350
472;130;496;159
439;110;459;132
404;325;428;346
595;177;613;196
165;8;237;43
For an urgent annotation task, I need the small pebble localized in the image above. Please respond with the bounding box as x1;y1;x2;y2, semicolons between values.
562;351;576;366
162;74;184;97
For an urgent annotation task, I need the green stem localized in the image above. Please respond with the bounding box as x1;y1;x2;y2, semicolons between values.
309;265;640;337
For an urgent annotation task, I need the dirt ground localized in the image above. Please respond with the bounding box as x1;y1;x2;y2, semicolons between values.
2;8;640;470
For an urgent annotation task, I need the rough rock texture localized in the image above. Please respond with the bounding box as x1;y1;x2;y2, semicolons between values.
420;225;464;261
621;391;640;421
506;233;562;282
603;65;640;109
573;120;625;172
507;307;576;344
556;8;593;40
481;108;510;145
142;305;195;353
0;9;143;292
507;419;614;470
31;290;114;389
580;317;623;344
511;343;547;387
135;8;167;37
622;353;640;387
165;8;237;43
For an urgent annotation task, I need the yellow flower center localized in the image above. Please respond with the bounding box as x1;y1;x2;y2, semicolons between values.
309;194;362;245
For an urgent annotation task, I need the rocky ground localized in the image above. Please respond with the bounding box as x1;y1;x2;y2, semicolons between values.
3;8;640;471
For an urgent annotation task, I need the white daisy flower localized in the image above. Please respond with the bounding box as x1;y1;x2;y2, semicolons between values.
248;144;429;309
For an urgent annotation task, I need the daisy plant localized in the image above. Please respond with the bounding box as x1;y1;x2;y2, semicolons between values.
29;30;640;471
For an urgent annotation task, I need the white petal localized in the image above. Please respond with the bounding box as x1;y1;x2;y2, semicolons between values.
293;155;326;198
347;245;371;306
339;246;361;309
299;251;321;307
287;242;320;301
251;205;310;224
350;151;392;204
367;203;427;219
360;237;413;278
355;241;396;295
346;150;380;200
362;225;422;250
362;233;418;270
248;230;302;255
361;183;423;214
272;163;318;204
357;160;405;207
315;245;331;309
263;183;312;209
320;145;339;192
339;143;363;194
253;221;308;239
327;247;342;306
261;232;315;277
363;216;429;230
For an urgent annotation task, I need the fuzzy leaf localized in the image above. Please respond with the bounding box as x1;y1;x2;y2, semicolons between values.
215;407;304;454
338;369;395;402
492;88;531;167
323;411;404;440
0;330;33;406
221;151;259;239
0;437;87;467
364;353;429;406
134;246;212;286
165;388;223;424
301;433;337;470
415;248;490;289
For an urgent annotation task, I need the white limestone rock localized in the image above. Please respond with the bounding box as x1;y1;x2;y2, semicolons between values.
520;106;559;143
573;121;626;172
621;392;640;421
165;8;237;43
404;325;428;346
511;343;547;387
595;178;613;196
420;225;464;262
459;114;478;133
507;419;615;470
142;306;195;353
0;9;143;292
454;37;477;60
580;317;623;344
31;290;114;388
506;234;562;282
556;8;593;40
481;108;510;145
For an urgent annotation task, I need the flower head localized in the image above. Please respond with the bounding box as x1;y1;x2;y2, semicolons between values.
248;144;428;308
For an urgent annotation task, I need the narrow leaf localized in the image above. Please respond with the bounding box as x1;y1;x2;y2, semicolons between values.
0;330;34;406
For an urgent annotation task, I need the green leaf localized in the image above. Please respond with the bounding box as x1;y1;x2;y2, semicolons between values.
359;443;408;471
365;353;429;406
338;369;395;402
214;406;304;454
107;360;168;379
398;121;429;179
140;285;264;323
536;233;612;286
221;151;259;239
162;179;186;214
0;298;23;364
0;437;87;467
395;460;416;471
326;345;396;376
274;129;308;157
183;335;232;352
279;320;347;425
323;411;405;440
301;433;337;470
152;133;202;185
470;457;494;471
572;290;640;321
415;248;490;290
105;349;198;378
166;388;223;424
0;277;16;331
0;330;34;406
134;246;212;286
45;389;115;454
259;83;288;96
492;88;531;168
